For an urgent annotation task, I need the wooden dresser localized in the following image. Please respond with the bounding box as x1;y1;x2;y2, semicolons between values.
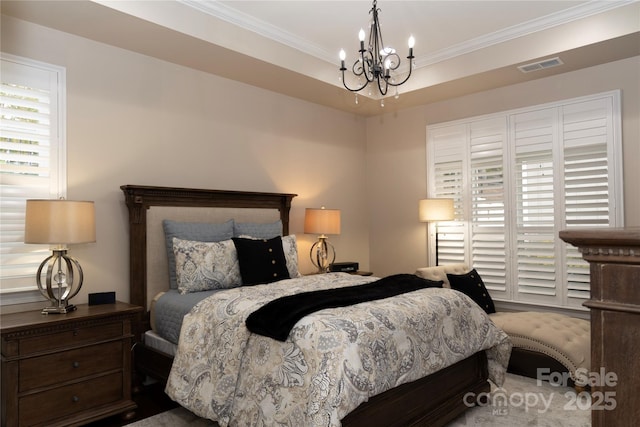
560;227;640;427
1;302;142;427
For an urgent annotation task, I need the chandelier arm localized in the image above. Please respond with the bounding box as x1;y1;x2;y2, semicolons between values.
340;68;372;92
384;53;401;72
377;76;388;96
386;54;415;87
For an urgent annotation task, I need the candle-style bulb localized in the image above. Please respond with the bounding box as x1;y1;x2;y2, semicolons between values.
339;50;346;61
359;28;365;42
408;35;415;48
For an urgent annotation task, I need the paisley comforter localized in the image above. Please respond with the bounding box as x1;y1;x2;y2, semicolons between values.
165;273;512;427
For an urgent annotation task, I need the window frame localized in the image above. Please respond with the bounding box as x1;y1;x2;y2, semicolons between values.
0;53;67;306
426;90;623;311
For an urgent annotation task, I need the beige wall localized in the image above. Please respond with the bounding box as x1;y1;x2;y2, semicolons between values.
1;16;371;310
366;56;640;277
3;15;639;311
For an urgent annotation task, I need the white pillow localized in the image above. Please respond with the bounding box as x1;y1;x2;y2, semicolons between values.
172;237;242;294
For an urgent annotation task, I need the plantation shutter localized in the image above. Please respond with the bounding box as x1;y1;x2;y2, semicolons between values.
0;54;65;294
427;91;622;310
561;97;615;306
469;118;508;297
427;125;466;265
511;107;559;304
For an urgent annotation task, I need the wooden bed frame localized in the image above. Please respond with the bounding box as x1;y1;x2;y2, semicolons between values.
121;184;490;427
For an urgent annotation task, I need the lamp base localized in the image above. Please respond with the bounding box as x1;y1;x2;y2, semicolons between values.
310;236;336;273
36;249;84;315
41;304;77;315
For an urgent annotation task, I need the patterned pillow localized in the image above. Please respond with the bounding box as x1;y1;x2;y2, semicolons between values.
232;236;290;285
172;238;242;294
447;269;496;314
281;235;301;278
163;219;234;289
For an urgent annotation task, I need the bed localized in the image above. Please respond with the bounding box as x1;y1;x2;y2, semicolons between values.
121;184;511;427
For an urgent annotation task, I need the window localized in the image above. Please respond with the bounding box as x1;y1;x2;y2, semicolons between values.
427;91;623;309
0;53;66;303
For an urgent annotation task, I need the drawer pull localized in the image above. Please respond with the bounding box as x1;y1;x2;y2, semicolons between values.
73;329;79;336
72;395;80;403
72;361;80;368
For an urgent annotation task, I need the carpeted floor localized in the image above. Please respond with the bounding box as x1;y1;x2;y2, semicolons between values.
126;373;591;426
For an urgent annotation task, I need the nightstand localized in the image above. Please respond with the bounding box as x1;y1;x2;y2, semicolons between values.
1;301;142;427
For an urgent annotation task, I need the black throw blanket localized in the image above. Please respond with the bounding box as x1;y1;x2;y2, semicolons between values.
245;274;443;341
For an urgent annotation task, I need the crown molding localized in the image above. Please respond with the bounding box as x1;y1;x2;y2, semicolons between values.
179;0;332;60
416;0;637;67
180;0;635;69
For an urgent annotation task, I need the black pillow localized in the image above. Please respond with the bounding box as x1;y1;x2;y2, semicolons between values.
447;269;496;314
232;236;290;285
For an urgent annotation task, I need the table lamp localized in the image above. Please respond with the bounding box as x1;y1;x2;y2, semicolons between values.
24;199;96;314
304;207;341;273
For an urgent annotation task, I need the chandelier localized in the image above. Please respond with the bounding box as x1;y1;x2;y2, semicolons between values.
339;0;415;102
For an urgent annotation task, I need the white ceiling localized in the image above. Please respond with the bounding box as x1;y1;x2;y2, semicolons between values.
210;1;591;65
2;0;639;116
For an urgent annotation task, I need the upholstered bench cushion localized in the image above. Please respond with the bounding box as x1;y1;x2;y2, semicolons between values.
489;311;590;385
414;264;469;288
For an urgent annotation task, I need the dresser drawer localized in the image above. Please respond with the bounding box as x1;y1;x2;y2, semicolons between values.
19;371;123;426
19;322;123;355
19;341;123;392
2;302;141;427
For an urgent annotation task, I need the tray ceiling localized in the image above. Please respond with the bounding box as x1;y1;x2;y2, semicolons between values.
2;0;638;115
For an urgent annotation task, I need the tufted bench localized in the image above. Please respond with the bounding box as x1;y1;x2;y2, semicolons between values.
489;311;590;387
415;264;590;388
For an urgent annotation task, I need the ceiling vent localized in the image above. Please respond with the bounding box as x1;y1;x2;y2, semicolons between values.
518;57;564;73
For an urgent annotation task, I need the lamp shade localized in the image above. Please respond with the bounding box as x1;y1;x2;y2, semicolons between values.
24;200;96;244
419;199;454;222
304;207;341;235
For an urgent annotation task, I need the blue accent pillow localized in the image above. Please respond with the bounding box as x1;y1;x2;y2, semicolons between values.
163;219;234;289
233;220;282;239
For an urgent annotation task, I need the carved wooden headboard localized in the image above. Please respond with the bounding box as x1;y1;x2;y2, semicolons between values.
120;185;296;330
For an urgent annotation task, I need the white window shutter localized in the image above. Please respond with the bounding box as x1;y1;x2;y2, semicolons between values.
0;54;66;295
427;125;467;265
469;117;508;296
561;97;616;306
511;108;559;305
427;91;622;310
